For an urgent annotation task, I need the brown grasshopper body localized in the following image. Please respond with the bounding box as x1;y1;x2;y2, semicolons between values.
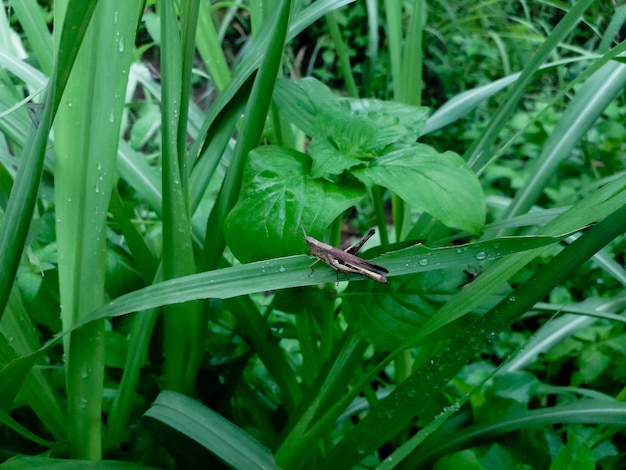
302;226;389;284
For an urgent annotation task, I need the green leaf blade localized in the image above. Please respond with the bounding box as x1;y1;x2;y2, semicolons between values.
144;390;280;470
353;145;486;234
224;146;366;262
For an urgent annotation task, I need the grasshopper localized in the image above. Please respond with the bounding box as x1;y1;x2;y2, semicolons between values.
302;226;389;284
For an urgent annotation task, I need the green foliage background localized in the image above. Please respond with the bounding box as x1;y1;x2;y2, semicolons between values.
0;0;625;469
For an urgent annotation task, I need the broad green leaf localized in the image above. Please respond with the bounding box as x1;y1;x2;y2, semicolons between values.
343;270;464;350
273;77;429;177
273;77;346;140
274;78;428;146
353;145;485;233
347;98;429;139
224;146;366;263
551;429;595;470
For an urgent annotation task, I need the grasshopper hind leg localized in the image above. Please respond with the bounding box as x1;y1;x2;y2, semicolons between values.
308;258;321;276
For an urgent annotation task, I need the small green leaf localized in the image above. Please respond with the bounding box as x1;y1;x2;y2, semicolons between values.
577;347;611;383
352;145;485;233
309;138;362;178
130;103;161;150
551;430;595;470
224;146;366;262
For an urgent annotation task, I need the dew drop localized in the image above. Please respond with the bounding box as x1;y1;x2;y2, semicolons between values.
418;258;429;266
475;251;487;260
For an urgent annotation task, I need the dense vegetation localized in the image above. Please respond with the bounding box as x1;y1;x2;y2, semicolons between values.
1;1;625;468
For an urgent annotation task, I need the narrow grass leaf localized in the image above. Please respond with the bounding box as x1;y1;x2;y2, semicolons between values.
467;0;597;172
414;400;626;467
1;288;67;439
503;61;626;222
54;0;142;458
10;0;54;75
144;390;280;470
0;408;56;447
200;0;292;270
0;0;97;317
321;200;626;469
0;456;160;469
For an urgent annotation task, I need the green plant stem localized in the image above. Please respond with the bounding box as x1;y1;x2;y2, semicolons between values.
399;0;423;106
275;331;369;467
325;10;358;98
178;0;201;192
54;1;140;458
227;296;302;411
158;0;201;393
370;185;389;245
383;0;402;101
362;0;379;96
196;0;231;91
200;0;291;271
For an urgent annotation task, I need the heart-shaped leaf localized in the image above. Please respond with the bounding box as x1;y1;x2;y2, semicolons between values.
224;146;366;262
